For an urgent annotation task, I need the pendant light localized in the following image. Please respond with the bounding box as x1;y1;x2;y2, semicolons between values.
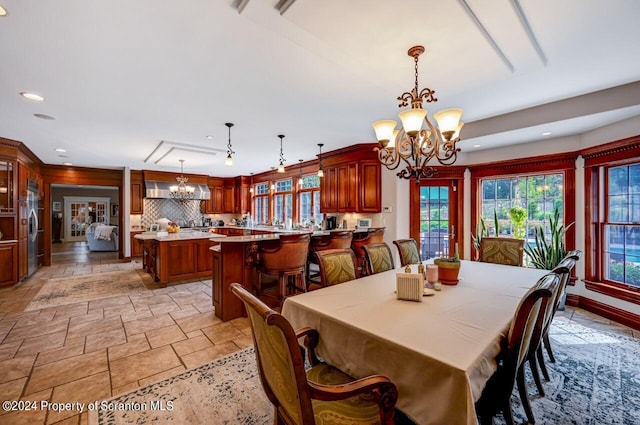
298;159;304;186
317;143;324;178
249;172;254;194
277;135;286;173
224;122;234;166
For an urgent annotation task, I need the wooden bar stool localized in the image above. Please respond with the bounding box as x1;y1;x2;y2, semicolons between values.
306;230;353;283
256;233;311;305
351;227;385;277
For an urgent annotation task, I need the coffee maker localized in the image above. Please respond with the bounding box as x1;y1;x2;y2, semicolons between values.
325;216;337;230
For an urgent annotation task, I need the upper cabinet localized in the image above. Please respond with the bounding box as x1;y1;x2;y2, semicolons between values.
319;144;381;213
131;170;143;214
0;158;15;215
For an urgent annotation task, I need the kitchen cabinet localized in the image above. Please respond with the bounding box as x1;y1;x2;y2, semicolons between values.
319;144;381;213
0;158;15;215
0;241;18;287
223;184;235;213
130;231;143;257
141;236;219;283
131;170;143;214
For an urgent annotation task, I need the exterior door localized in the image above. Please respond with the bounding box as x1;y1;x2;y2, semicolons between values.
410;180;461;260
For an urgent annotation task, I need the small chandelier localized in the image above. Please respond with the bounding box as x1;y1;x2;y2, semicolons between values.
277;134;286;173
372;45;464;182
170;159;195;202
224;122;235;166
317;143;324;178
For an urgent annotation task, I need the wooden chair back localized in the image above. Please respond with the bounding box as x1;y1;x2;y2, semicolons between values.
362;243;395;275
479;237;524;266
393;238;420;266
351;227;386;277
260;233;310;274
314;248;358;288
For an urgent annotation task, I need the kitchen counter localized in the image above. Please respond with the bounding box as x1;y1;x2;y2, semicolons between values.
134;231;227;241
0;239;19;244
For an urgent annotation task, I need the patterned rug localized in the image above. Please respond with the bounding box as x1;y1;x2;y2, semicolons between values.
90;318;640;425
25;269;147;311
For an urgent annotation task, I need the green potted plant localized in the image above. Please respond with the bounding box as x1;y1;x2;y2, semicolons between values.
508;205;527;239
524;207;573;270
434;244;460;285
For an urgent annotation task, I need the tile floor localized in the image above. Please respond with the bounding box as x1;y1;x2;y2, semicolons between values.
0;243;638;424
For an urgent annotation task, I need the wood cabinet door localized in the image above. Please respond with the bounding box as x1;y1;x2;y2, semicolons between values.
196;240;215;272
0;242;18;286
130;232;143;257
223;185;235;213
320;167;338;212
130;183;143;214
213;186;224;213
359;161;381;212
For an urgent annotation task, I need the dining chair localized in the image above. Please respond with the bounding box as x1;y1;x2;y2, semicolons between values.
230;283;399;425
393;238;420;266
306;230;353;283
308;248;357;291
475;273;558;425
362;243;395;275
256;233;310;305
479;237;524;266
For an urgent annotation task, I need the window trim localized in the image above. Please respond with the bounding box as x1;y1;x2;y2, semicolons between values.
582;136;640;304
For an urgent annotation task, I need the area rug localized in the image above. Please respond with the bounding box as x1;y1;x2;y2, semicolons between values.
25;269;147;311
90;319;640;425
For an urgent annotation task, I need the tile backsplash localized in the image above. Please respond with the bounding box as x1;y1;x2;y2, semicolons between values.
141;199;202;229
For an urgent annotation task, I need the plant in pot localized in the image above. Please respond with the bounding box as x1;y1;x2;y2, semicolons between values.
524;207;573;270
434;244;461;285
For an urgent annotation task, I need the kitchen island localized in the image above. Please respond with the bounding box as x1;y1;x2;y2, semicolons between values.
134;231;227;284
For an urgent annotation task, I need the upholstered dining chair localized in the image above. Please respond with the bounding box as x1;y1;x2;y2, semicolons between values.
256;233;310;304
393;238;420;267
230;283;399;425
306;230;353;283
308;248;358;291
362;243;395;275
479;237;524;266
475;273;558;425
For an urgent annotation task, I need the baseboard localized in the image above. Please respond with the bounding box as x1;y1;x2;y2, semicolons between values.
572;296;640;331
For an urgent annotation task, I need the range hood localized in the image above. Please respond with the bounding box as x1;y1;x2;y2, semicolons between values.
145;180;211;200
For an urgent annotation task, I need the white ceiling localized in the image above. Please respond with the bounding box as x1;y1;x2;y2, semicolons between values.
1;0;639;177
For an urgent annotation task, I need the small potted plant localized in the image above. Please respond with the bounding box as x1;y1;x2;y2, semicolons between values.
434;243;461;285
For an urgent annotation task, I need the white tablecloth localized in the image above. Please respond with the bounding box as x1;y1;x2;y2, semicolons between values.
281;260;548;425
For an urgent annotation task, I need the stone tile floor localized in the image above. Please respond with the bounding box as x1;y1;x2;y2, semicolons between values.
0;245;638;424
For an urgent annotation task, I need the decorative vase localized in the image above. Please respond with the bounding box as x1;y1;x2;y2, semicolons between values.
434;259;460;285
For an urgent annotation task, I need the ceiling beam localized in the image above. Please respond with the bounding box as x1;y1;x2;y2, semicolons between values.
510;0;547;66
275;0;296;16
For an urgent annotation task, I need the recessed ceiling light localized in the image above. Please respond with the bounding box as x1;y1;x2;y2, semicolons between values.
54;148;66;152
473;144;481;148
34;113;55;120
62;162;72;166
20;92;44;101
205;135;214;140
542;131;552;136
0;6;7;16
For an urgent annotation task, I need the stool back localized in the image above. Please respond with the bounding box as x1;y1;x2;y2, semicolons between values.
260;233;311;273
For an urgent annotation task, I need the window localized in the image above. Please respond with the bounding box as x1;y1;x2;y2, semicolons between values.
273;178;293;224
604;163;640;286
254;182;269;224
298;175;322;225
480;173;564;239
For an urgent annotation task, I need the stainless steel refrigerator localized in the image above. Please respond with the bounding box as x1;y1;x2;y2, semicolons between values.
27;180;39;278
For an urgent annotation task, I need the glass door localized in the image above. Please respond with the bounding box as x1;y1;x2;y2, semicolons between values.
64;197;110;242
410;180;460;260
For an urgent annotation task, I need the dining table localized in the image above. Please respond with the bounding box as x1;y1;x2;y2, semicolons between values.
281;260;549;425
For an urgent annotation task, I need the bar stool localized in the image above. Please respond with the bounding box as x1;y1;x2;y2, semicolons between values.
306;230;353;283
256;233;311;305
351;227;385;277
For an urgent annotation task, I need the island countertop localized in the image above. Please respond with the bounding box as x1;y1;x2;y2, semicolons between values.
134;231;227;241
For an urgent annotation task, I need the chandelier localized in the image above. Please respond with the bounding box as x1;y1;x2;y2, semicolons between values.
372;45;464;182
170;159;195;201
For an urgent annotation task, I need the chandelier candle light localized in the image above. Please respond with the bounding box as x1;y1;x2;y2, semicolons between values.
170;159;195;201
373;45;464;182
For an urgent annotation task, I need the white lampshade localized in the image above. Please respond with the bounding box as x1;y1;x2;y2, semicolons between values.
277;162;285;173
433;108;464;133
452;122;464;139
372;120;397;144
169;185;178;193
186;186;195;194
225;155;233;166
399;108;427;136
388;130;399;148
317;168;324;178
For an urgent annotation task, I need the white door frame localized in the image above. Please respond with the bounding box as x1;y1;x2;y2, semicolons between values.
63;196;111;242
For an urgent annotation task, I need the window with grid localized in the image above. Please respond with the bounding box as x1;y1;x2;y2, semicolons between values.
298;175;322;225
254;182;269;224
605;163;640;287
480;173;564;240
273;178;293;224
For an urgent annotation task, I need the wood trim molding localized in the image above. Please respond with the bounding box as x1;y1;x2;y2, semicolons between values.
467;151;577;178
577;295;640;331
583;279;640;305
580;135;640;167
